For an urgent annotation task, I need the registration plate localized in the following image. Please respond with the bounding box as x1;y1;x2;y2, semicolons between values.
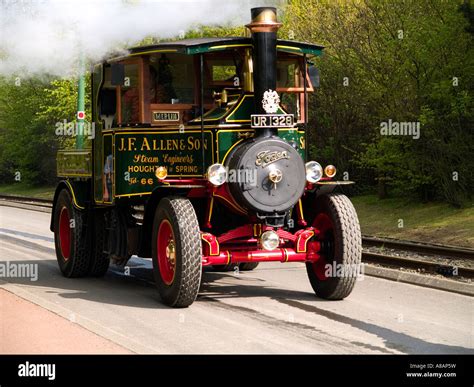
152;111;180;122
251;114;295;128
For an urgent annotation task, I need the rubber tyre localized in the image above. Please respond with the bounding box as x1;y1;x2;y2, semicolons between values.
53;189;90;278
88;210;110;277
306;193;361;300
152;197;202;307
239;262;259;271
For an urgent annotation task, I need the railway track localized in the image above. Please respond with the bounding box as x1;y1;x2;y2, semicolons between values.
362;251;474;279
361;236;474;279
1;193;473;279
0;194;53;207
362;235;474;260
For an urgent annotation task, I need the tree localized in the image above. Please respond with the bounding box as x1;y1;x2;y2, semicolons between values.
0;76;90;185
282;0;473;205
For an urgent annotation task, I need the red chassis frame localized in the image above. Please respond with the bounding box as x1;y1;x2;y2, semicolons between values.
201;224;320;266
155;177;327;267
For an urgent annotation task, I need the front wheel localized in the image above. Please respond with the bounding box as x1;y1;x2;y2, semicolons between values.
152;197;202;307
306;193;362;300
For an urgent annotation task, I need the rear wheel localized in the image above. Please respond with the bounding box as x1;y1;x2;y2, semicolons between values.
152;197;202;307
306;193;361;299
88;210;110;277
212;263;237;272
212;262;259;272
239;262;259;271
53;189;90;278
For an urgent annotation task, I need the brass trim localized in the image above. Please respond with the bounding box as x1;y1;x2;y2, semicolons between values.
209;44;252;50
252;8;278;24
277;45;302;52
208;196;214;223
246;8;282;33
298;199;305;223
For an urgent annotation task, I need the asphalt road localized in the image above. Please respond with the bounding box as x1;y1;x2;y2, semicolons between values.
0;205;472;354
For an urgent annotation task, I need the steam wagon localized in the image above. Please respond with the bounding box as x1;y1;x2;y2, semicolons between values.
51;7;362;307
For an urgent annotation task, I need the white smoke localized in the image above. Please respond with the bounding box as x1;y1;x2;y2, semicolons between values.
0;0;282;78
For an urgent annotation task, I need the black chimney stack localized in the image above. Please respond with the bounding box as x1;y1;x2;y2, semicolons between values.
246;7;282;137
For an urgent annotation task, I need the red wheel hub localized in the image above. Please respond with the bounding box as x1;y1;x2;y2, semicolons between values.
311;212;334;281
157;220;176;285
59;206;71;261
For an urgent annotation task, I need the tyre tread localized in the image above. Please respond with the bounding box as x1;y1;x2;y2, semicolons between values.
307;193;361;299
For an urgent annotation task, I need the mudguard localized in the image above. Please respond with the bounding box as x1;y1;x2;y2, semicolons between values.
313;180;355;197
50;179;91;231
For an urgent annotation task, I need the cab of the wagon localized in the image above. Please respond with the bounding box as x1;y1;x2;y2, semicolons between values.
92;38;322;129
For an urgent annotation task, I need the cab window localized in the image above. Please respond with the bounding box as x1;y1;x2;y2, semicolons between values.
203;50;244;103
120;63;140;124
149;53;195;104
277;59;300;89
276;53;314;122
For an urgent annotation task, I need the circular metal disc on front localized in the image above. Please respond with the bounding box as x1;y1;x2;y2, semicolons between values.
227;136;306;214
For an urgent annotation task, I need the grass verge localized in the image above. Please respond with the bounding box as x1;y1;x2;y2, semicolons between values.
352;195;474;248
0;183;55;200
